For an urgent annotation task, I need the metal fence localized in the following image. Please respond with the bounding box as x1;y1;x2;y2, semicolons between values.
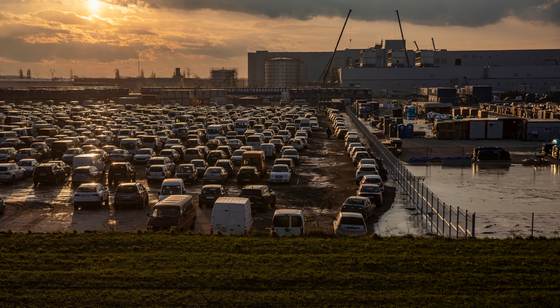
345;107;476;237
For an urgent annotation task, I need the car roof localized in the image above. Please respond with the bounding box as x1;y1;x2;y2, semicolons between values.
273;209;303;215
202;184;223;188
243;184;265;189
340;212;364;218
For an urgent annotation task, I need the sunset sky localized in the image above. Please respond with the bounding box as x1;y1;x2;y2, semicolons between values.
0;0;559;79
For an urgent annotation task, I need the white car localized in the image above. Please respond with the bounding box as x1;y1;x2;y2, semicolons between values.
295;136;308;149
73;183;109;209
269;164;291;184
355;164;379;184
287;139;304;151
230;149;246;166
146;164;172;183
146;156;175;173
281;149;300;165
133;148;156;164
333;212;367;237
0;163;26;184
164;138;182;149
17;159;40;177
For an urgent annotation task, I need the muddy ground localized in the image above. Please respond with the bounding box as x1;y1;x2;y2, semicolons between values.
0;112;396;235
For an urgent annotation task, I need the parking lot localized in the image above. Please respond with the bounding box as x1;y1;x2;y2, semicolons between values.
0;103;398;234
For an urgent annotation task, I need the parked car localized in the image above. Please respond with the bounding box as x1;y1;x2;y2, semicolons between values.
352;151;371;166
207;150;226;166
236;166;260;184
199;184;228;207
183;147;205;163
356;184;383;207
17;158;39;177
281;149;300;165
203;166;229;184
359;174;384;192
15;148;42;162
238;184;276;213
0;163;26;184
274;158;296;175
72;166;104;185
191;159;208;177
333;212;367;237
215;159;236;178
109;149;133;163
227;139;243;151
48;160;72;176
146;164;172;183
355;164;379;184
107;162;137;186
175;163;198;184
230;149;246;166
33;163;66;185
1;138;25;150
62;148;84;165
132;148;156;164
0;147;17;163
146;195;196;231
73;183;109;209
342;196;376;220
269;164;291;184
159;148;181;164
146;156;175;173
113;182;149;210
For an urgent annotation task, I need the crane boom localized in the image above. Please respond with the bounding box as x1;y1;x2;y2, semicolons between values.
320;9;352;87
395;10;410;66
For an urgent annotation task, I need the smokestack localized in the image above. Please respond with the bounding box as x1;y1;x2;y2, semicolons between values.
175;68;181;78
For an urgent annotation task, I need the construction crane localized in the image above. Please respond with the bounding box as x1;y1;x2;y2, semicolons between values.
395;10;410;66
432;38;436;51
319;9;352;87
414;41;420;51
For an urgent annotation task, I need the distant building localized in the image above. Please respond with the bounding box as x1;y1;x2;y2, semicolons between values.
0;78;74;89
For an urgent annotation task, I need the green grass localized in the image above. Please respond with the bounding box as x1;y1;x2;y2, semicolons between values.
0;232;559;307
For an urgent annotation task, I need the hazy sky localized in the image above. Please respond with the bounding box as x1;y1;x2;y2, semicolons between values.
0;0;558;79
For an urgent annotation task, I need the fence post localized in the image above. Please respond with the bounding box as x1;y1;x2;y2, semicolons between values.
456;206;460;238
442;202;446;237
436;199;439;235
472;213;476;238
465;210;469;238
531;212;534;237
449;204;452;237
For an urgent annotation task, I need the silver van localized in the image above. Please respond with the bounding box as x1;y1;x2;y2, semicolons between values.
271;209;306;236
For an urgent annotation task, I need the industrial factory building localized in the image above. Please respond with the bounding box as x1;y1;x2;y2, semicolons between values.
248;41;560;97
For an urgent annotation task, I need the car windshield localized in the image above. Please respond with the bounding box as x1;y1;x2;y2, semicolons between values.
150;160;164;165
152;207;180;218
239;168;255;174
150;167;164;172
0;149;9;154
208;168;221;173
161;186;182;195
111;165;127;171
361;186;380;193
344;198;365;205
186;149;198;154
233;150;245;156
77;187;97;192
65;149;81;154
192;161;204;167
113;150;127;155
241;189;261;196
365;178;381;184
284;150;298;155
138;149;151;154
18;161;33;166
121;143;136;149
340;217;364;225
361;167;377;172
271;166;288;172
19;150;32;154
177;166;193;173
116;185;138;193
202;187;220;194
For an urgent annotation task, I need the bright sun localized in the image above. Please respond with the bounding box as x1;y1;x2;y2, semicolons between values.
88;0;101;12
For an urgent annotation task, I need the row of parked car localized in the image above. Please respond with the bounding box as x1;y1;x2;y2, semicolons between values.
327;108;386;237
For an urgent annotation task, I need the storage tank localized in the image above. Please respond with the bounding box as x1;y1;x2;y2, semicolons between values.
265;57;300;87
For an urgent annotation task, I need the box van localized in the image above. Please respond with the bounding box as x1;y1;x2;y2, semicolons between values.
260;144;276;160
120;138;143;155
241;151;267;178
271;209;306;236
140;136;162;151
146;195;196;232
73;153;106;171
158;178;187;202
210;197;253;235
246;135;264;151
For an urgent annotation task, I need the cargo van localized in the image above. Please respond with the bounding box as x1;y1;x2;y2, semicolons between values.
241;151;267;178
246;135;264;151
51;140;76;159
140;136;162;151
260;144;276;160
206;124;223;140
210;197;253;235
158;178;187;202
120;138;143;155
146;195;196;232
271;209;306;236
73;153;105;171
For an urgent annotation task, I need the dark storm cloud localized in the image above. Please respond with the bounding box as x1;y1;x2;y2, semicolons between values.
0;37;138;62
104;0;560;27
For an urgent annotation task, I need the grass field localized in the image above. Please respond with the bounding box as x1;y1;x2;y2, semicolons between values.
1;231;559;307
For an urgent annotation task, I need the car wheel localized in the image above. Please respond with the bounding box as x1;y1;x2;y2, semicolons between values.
74;204;79;210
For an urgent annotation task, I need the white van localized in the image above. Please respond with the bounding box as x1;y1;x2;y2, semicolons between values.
246;135;264;151
272;209;306;236
120;138;143;155
210;197;253;235
235;119;249;134
73;153;105;171
158;178;187;201
260;143;276;160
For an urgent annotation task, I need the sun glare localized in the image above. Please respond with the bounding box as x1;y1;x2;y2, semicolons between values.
88;0;101;12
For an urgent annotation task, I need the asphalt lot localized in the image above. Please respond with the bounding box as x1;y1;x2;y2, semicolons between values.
0;112;395;234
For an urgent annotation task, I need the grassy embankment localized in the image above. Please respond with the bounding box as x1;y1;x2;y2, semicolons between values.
1;232;559;307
